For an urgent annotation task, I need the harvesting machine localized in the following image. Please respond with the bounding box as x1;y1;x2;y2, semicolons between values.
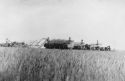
44;37;75;49
43;37;111;51
0;38;28;47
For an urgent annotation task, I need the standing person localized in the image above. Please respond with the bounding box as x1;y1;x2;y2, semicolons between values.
81;39;85;49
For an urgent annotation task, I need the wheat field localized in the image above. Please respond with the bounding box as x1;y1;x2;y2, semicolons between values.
0;47;125;81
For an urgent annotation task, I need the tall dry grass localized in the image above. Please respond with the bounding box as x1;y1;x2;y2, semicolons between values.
0;47;125;81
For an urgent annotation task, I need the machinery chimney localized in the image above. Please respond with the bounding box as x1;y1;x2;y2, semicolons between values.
69;37;71;41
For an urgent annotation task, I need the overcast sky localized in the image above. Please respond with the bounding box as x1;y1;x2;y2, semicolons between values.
0;0;125;50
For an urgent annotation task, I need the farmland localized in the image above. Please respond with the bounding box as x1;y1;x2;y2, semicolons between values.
0;47;125;81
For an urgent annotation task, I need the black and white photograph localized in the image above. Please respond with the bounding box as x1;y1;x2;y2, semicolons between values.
0;0;125;81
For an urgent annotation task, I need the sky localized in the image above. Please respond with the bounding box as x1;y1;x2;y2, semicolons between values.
0;0;125;50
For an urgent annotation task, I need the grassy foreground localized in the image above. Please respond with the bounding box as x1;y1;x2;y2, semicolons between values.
0;47;125;81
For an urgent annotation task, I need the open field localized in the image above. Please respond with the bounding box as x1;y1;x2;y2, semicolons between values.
0;47;125;81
